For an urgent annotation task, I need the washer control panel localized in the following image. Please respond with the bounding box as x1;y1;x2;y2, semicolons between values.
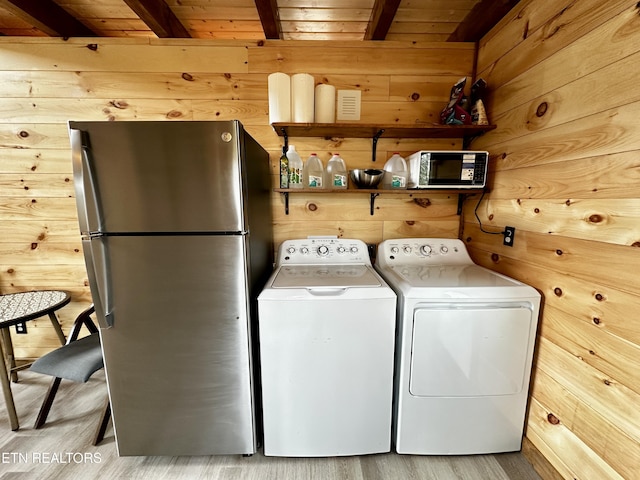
277;238;371;266
376;238;473;267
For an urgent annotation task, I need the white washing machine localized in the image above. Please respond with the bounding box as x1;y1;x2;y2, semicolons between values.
258;238;396;457
375;238;540;455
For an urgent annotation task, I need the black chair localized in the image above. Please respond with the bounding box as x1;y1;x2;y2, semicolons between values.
29;304;111;445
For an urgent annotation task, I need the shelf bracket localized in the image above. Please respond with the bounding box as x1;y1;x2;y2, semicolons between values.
282;192;289;215
370;193;380;215
280;127;289;151
457;194;465;215
372;129;385;162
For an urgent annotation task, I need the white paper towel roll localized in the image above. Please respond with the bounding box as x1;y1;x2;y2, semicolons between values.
268;72;291;123
314;84;336;123
291;73;315;123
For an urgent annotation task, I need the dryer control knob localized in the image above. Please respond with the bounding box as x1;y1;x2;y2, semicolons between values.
317;245;329;256
420;245;432;256
440;246;449;254
403;246;412;254
391;246;399;254
350;246;358;254
300;247;309;254
337;246;346;254
287;246;296;254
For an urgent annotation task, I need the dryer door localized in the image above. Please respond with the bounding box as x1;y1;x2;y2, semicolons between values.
409;303;534;397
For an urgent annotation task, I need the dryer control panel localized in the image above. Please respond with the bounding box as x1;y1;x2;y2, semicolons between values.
277;238;371;266
376;238;473;268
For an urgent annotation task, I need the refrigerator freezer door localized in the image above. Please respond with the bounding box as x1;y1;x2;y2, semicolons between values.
69;121;247;234
97;234;256;455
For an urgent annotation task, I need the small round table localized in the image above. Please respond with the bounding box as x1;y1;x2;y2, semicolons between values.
0;290;70;430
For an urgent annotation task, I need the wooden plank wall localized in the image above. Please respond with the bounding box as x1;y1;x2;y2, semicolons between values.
0;38;474;358
466;0;640;478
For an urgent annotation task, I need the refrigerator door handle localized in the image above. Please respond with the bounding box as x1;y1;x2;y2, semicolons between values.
70;128;102;234
85;237;114;329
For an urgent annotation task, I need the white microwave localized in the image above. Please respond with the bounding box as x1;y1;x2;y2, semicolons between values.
407;150;488;189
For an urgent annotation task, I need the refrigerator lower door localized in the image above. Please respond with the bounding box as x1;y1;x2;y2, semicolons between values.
96;234;256;456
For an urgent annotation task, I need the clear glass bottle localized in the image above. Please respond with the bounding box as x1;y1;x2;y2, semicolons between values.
382;152;408;189
326;153;348;189
279;146;289;188
304;153;324;188
287;145;303;189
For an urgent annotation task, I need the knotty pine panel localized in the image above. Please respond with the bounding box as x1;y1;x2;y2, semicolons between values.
531;368;640;480
0;242;84;266
466;197;640;246
0;197;78;221
0;174;74;197
482;152;640;199
0;149;73;174
526;396;627;480
477;0;632;90
0;220;81;243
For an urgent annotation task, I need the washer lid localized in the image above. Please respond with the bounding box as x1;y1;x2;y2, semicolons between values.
271;265;382;288
389;264;521;288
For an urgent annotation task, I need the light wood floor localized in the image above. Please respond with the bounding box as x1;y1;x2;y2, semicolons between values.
0;370;542;480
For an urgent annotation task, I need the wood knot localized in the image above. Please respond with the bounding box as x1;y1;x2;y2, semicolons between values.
410;92;420;101
181;73;194;81
308;203;318;212
595;293;605;301
30;243;38;250
166;110;183;119
588;214;604;223
413;198;431;208
224;73;232;79
534;208;540;213
465;237;472;243
488;214;494;220
556;249;563;256
491;253;500;263
405;220;415;226
536;102;548;117
108;100;128;109
86;44;98;51
603;379;611;386
257;40;265;46
593;317;600;325
547;413;560;425
631;241;640;247
553;287;562;297
19;130;29;138
565;199;572;206
7;268;14;274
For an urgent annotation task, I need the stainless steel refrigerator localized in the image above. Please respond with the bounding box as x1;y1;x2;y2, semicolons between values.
69;120;273;456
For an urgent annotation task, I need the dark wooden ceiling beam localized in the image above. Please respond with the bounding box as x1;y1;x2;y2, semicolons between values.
0;0;95;37
123;0;191;38
448;0;521;42
254;0;282;39
364;0;401;41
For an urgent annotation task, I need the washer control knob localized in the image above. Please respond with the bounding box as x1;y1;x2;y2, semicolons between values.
287;246;296;254
440;246;449;254
420;244;432;256
337;246;346;254
403;246;412;254
350;246;358;254
300;247;309;254
390;246;399;254
317;245;329;256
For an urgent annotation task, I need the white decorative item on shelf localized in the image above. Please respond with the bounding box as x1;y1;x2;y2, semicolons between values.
337;90;361;121
268;72;291;123
291;73;315;123
314;84;336;123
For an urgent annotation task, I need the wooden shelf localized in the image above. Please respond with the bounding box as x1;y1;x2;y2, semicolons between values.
272;122;496;139
274;187;484;216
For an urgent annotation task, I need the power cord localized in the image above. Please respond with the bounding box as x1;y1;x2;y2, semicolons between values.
474;190;506;235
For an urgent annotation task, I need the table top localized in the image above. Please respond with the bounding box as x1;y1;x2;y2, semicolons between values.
0;290;71;327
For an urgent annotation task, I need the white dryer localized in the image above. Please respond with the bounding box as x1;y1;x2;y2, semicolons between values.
375;238;540;455
258;238;396;457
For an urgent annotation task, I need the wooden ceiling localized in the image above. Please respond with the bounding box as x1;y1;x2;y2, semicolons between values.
0;0;519;42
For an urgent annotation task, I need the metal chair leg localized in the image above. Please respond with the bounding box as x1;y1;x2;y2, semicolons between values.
93;397;111;445
34;377;62;429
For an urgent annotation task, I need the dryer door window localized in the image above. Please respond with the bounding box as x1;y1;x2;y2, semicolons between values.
409;304;533;397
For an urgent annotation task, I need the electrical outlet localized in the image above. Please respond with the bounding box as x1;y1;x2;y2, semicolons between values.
503;226;515;247
15;322;27;334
